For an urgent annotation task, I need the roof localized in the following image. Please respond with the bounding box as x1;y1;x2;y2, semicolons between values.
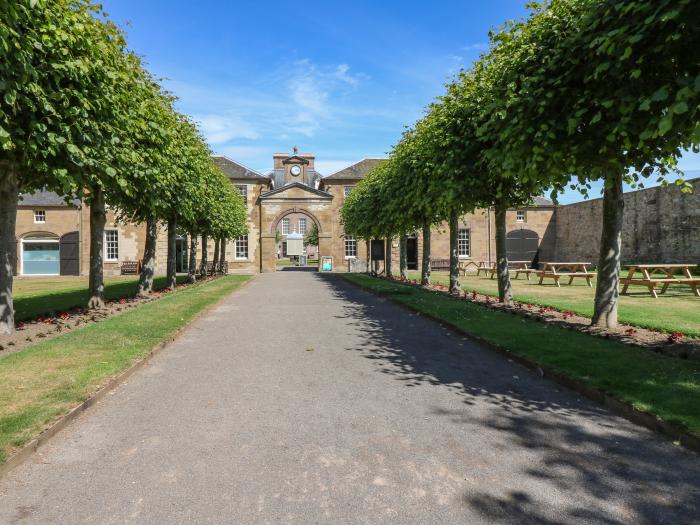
259;182;333;200
18;190;80;207
213;155;270;182
322;158;386;181
531;196;554;206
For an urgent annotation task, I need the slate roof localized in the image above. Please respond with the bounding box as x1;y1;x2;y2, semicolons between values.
322;158;386;181
213;155;270;182
18;190;80;207
259;182;333;200
531;196;554;206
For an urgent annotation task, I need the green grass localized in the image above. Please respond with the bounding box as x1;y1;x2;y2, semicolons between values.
0;275;250;463
408;271;700;337
341;274;700;437
13;275;187;322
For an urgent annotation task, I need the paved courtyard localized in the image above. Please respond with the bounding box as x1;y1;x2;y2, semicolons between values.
1;272;699;524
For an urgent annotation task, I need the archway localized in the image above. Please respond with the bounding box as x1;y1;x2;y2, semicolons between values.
20;232;60;276
269;208;322;271
506;229;540;265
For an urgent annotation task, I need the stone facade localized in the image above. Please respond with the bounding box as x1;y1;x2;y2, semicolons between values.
15;152;692;278
545;178;699;265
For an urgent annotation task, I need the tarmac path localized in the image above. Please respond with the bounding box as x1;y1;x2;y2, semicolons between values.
1;271;699;524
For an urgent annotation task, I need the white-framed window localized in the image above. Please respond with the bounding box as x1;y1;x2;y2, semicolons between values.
344;185;354;198
33;210;46;224
236;184;247;203
344;236;357;258
458;228;470;257
281;218;290;235
235;235;248;260
516;210;526;223
298;217;307;235
104;229;119;261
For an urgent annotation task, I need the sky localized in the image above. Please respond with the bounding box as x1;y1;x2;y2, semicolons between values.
101;0;699;204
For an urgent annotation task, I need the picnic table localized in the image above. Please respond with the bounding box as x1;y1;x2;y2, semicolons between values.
621;263;700;298
537;262;594;287
488;261;533;279
458;260;480;275
475;261;495;276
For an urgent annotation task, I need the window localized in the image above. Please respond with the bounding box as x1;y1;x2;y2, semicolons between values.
33;210;46;224
298;218;307;235
281;218;290;235
344;236;357;258
458;228;470;257
235;235;248;259
516;210;526;223
104;230;119;261
344;185;354;198
236;184;247;203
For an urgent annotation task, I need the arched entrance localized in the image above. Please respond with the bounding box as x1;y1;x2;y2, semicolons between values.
506;229;540;265
20;232;60;276
269;208;322;271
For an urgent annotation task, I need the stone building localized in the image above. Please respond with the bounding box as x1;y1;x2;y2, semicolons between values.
11;150;697;278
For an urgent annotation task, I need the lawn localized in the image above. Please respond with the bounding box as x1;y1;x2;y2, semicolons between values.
408;271;700;337
341;274;700;439
0;275;250;464
13;275;187;322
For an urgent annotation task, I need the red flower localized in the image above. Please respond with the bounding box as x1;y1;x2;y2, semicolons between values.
16;321;25;330
625;328;637;336
667;332;684;343
471;290;478;299
119;297;127;304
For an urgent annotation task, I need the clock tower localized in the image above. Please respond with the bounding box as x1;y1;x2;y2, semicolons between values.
271;148;318;187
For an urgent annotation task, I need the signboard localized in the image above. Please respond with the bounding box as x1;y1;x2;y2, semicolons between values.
286;232;304;256
299;255;307;266
370;239;385;261
321;256;333;272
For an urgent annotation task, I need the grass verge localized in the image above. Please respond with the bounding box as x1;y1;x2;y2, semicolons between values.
0;275;250;464
408;271;700;337
13;275;187;322
341;274;700;439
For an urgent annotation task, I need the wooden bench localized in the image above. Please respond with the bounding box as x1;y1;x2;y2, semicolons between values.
430;258;450;271
621;264;700;298
120;260;140;275
513;268;539;281
537;262;594;287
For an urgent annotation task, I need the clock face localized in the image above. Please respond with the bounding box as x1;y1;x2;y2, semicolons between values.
290;165;302;176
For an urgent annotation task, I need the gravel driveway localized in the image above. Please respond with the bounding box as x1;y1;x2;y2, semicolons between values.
1;271;698;524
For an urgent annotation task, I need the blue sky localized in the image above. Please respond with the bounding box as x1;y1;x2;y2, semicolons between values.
102;0;699;204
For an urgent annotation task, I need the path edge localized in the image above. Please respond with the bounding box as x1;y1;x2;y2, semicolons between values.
0;274;256;480
339;274;700;455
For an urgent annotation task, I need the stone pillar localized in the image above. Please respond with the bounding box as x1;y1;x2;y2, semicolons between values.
318;233;332;270
260;234;277;272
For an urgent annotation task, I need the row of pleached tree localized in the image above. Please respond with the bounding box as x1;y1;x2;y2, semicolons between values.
0;0;248;334
341;0;699;328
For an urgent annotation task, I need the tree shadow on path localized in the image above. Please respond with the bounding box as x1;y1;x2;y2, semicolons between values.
316;274;700;525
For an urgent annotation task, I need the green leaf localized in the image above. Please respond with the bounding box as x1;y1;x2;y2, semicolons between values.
658;115;673;136
651;86;669;102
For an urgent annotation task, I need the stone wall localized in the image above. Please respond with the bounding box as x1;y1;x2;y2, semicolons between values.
549;178;699;265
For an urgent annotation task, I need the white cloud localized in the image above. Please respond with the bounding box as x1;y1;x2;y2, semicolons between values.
195;113;259;144
462;42;488;52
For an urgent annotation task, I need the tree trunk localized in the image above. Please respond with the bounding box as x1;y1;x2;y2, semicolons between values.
365;240;371;274
399;235;407;280
592;172;624;328
212;236;220;275
88;183;106;309
137;216;157;296
188;233;198;284
421;223;431;285
494;202;514;305
201;234;208;278
0;164;18;334
449;210;460;295
385;237;393;278
166;215;177;289
219;237;227;274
